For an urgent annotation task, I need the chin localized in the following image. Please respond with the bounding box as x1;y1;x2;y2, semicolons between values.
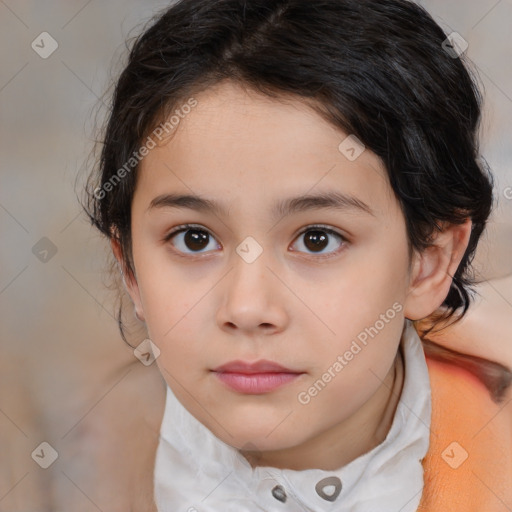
220;426;303;454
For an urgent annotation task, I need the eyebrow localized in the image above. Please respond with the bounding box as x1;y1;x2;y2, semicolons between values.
147;191;375;219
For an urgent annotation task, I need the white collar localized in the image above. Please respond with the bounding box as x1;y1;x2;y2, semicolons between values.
154;319;431;511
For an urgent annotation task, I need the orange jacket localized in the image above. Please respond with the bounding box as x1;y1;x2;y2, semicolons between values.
418;355;512;511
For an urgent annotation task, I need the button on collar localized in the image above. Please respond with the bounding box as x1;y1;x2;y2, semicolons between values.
272;484;287;502
315;476;342;502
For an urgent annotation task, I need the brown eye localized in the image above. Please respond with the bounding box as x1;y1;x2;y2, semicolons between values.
165;225;220;254
183;229;210;251
291;226;346;256
303;230;328;252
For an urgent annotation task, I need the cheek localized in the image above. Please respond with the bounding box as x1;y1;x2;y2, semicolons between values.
140;277;197;341
298;241;408;380
311;246;409;334
131;246;197;336
133;262;218;374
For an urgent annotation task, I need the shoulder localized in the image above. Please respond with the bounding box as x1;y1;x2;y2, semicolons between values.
420;354;512;511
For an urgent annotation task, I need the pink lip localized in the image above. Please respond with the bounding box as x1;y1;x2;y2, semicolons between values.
213;359;298;374
212;360;305;394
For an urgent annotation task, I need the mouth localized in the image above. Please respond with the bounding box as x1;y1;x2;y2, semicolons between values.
211;359;305;394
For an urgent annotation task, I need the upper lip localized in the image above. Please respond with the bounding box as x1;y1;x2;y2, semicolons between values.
212;360;302;374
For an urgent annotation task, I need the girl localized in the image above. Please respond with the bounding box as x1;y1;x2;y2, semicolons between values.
84;0;512;510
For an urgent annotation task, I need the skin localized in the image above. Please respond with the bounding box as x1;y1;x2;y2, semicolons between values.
113;80;472;471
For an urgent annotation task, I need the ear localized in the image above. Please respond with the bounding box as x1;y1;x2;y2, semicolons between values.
404;219;472;321
111;237;146;322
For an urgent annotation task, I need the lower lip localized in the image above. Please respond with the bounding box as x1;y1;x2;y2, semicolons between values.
213;372;303;394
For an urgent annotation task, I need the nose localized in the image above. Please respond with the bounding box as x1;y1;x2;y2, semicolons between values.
216;250;289;337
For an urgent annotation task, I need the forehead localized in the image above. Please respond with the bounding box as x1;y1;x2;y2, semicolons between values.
136;81;398;220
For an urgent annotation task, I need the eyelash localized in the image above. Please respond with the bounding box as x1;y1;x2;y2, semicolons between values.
163;223;348;259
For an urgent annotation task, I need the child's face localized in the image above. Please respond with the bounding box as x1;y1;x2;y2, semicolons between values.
127;81;417;465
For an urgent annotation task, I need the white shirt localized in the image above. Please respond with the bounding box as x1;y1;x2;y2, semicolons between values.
154;319;432;511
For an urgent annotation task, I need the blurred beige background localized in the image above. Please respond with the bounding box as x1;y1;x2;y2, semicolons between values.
0;0;511;510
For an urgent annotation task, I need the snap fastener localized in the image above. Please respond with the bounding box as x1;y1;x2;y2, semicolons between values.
315;476;342;502
271;484;287;503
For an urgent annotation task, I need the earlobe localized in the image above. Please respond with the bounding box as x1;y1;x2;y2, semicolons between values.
110;237;146;322
404;219;472;321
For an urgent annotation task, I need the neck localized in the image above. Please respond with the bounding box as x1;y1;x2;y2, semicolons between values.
241;347;405;471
